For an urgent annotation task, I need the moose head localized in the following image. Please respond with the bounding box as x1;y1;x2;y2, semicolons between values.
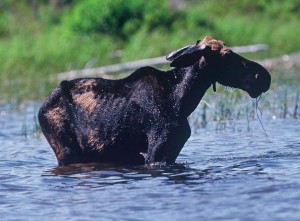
166;36;271;98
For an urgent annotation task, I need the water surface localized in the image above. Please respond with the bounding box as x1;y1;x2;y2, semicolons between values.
0;101;299;221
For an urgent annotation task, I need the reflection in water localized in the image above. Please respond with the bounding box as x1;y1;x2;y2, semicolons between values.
48;162;204;188
46;147;300;190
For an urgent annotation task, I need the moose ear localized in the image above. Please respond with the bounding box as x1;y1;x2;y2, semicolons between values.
166;44;204;68
166;45;193;61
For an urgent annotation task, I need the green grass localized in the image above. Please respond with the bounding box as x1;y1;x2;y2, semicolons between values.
0;0;300;101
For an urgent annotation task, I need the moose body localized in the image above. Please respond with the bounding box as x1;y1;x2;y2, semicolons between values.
38;37;271;166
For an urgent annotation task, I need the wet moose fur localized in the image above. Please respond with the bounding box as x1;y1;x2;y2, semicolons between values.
38;36;271;166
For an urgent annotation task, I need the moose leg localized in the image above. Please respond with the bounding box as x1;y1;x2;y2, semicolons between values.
145;129;169;164
38;89;83;166
165;120;191;164
145;120;191;164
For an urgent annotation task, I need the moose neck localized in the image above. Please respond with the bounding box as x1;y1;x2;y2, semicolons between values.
172;57;216;118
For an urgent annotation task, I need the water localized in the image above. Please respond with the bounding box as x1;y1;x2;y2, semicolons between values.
0;99;299;220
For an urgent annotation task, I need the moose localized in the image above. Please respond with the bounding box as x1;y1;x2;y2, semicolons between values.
38;36;271;166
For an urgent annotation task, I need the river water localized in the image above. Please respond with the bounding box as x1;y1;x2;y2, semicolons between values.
0;76;300;220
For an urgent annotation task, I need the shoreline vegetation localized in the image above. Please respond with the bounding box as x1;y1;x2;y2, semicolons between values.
0;0;300;102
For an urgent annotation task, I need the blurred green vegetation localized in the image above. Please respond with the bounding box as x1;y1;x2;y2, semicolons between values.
0;0;299;101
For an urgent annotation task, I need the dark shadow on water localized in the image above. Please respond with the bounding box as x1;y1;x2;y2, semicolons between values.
41;139;300;189
45;162;217;188
48;162;199;178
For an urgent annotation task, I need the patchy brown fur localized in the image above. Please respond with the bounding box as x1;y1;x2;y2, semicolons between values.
45;99;67;160
88;130;105;151
49;136;65;160
200;36;230;55
46;99;65;131
75;79;97;90
73;91;99;113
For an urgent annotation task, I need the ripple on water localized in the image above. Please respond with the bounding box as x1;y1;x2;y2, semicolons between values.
0;103;300;220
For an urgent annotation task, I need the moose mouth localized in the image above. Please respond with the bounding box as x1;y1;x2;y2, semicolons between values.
219;83;266;98
247;88;266;98
218;64;271;99
243;72;271;98
218;73;271;99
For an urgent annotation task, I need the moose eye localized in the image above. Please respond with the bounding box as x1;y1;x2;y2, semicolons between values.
242;61;248;67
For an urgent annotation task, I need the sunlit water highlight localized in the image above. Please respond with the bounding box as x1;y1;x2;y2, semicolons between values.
0;100;299;221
